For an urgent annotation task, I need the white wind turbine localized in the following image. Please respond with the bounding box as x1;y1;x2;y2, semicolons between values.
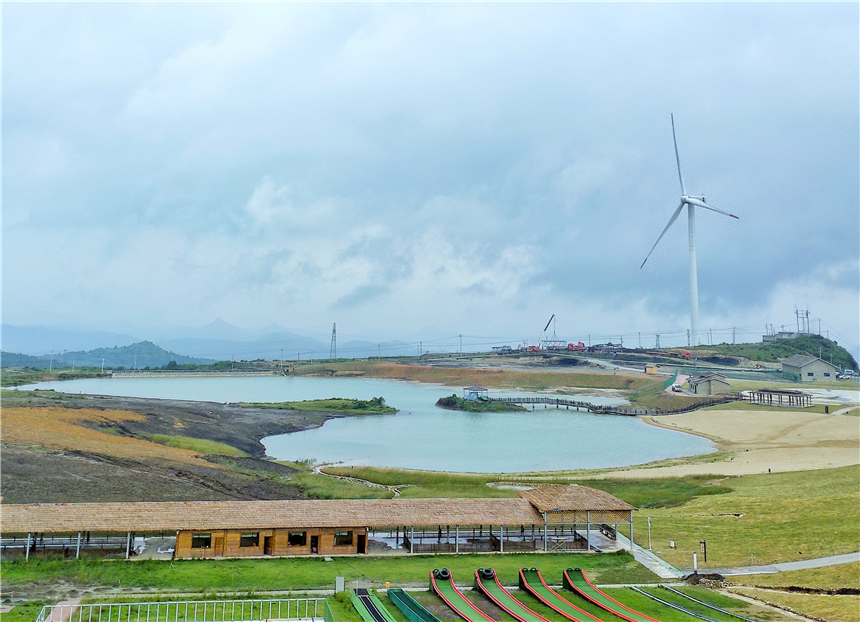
640;114;739;346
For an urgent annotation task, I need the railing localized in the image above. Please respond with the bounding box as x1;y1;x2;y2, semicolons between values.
487;394;743;416
35;599;326;622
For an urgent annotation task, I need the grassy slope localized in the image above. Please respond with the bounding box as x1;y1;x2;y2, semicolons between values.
727;588;858;622
1;552;647;592
634;465;860;569
729;561;860;590
145;434;249;457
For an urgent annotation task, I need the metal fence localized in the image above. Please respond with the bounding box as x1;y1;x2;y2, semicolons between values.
35;599;326;622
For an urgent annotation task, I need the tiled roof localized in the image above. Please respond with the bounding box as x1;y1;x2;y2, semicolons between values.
0;498;544;533
517;485;634;512
781;355;821;368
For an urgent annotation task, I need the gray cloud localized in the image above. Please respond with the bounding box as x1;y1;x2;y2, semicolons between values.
2;2;857;353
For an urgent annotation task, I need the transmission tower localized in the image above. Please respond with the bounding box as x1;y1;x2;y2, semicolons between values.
329;323;337;359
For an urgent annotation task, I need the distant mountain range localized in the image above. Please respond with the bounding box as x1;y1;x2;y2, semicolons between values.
1;341;214;369
1;319;423;364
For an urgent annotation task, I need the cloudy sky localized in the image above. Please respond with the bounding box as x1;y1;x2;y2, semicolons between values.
3;3;858;353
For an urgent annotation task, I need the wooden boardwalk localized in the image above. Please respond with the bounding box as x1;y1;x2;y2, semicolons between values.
487;395;742;417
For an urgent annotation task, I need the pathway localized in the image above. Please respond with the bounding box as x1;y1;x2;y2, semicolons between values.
699;551;860;577
45;599;81;622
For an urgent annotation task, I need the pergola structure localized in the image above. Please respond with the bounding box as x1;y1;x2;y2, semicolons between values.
747;388;812;408
463;386;489;401
1;485;634;560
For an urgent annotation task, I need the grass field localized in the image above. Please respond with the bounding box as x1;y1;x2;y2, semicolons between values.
322;466;734;507
145;434;249;457
728;586;859;622
1;551;651;593
634;465;860;569
729;561;860;590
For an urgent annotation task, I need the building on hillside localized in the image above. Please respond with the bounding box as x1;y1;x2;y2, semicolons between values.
780;355;838;382
0;485;635;560
686;372;731;395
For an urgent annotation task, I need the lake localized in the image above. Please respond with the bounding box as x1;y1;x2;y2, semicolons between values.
21;376;715;472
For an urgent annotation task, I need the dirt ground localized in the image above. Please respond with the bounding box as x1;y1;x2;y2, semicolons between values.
0;391;347;504
599;408;860;479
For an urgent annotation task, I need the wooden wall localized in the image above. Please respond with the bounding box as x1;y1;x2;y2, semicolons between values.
175;527;368;559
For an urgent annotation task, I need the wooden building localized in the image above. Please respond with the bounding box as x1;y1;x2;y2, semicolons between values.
1;485;635;560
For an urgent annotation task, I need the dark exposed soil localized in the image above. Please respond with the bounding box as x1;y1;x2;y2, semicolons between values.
1;391;350;504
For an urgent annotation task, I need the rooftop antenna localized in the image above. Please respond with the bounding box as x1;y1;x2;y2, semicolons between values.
330;323;337;359
640;114;740;345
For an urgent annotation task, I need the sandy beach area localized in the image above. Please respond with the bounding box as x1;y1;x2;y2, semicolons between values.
598;408;860;478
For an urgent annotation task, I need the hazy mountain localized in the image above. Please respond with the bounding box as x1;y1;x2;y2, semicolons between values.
1;341;214;369
1;325;141;356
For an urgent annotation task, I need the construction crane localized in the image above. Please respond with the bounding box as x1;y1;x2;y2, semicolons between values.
534;314;554;351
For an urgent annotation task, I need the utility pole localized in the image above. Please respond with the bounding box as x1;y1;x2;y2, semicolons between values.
72;358;75;372
732;327;736;344
638;333;641;349
330;323;337;359
49;351;54;372
231;355;234;370
588;334;591;347
101;358;105;373
378;344;381;358
459;335;462;354
655;334;660;348
133;353;137;371
818;319;821;335
63;350;67;367
687;329;691;346
280;348;283;362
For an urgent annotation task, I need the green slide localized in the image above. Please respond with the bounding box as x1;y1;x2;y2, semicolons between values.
351;589;401;622
388;588;444;622
474;568;553;622
518;568;604;622
430;569;496;622
563;568;663;622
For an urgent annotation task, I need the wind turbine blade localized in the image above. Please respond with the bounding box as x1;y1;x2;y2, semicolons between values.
685;197;739;219
671;114;686;196
640;201;685;269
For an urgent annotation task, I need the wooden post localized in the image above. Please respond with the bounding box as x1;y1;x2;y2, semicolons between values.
76;532;82;559
455;525;459;554
586;511;590;551
126;532;132;559
409;527;413;554
500;525;504;553
25;533;31;561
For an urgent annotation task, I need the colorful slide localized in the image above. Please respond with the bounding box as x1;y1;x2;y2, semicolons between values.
518;568;604;622
388;588;443;622
563;568;663;622
474;567;554;622
351;589;401;622
430;569;496;622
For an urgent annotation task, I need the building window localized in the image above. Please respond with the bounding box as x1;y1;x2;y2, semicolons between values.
288;531;307;546
824;373;831;377
240;533;259;548
191;534;211;549
807;372;814;377
334;531;353;546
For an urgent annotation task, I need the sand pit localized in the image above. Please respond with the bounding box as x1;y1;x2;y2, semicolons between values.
600;409;860;478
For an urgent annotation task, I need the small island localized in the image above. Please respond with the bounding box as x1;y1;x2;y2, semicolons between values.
435;394;526;412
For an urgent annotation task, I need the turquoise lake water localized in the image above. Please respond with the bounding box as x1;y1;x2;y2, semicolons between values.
22;376;715;472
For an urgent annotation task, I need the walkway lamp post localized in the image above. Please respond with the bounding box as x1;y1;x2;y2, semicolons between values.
647;517;652;550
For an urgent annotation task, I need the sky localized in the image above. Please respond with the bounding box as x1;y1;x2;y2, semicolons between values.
3;3;859;355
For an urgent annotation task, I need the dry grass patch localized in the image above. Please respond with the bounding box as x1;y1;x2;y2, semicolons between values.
1;407;211;466
730;562;860;591
728;587;859;622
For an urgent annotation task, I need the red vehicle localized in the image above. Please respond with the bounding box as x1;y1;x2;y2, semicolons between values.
567;342;586;351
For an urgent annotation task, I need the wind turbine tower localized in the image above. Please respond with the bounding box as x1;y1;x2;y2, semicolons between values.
641;114;739;345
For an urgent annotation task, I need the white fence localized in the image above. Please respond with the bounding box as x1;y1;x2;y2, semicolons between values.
35;599;326;622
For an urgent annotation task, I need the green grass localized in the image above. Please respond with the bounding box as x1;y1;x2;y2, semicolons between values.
0;552;646;593
729;561;860;590
241;398;397;415
290;472;393;499
323;467;733;507
0;603;47;622
634;465;860;569
701;401;830;413
145;434;249;457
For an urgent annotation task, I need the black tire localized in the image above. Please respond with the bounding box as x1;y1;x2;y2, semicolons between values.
481;568;495;580
531;567;537;572
573;567;581;572
437;568;451;580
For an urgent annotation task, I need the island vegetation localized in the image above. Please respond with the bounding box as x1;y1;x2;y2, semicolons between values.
240;397;396;415
435;394;526;412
